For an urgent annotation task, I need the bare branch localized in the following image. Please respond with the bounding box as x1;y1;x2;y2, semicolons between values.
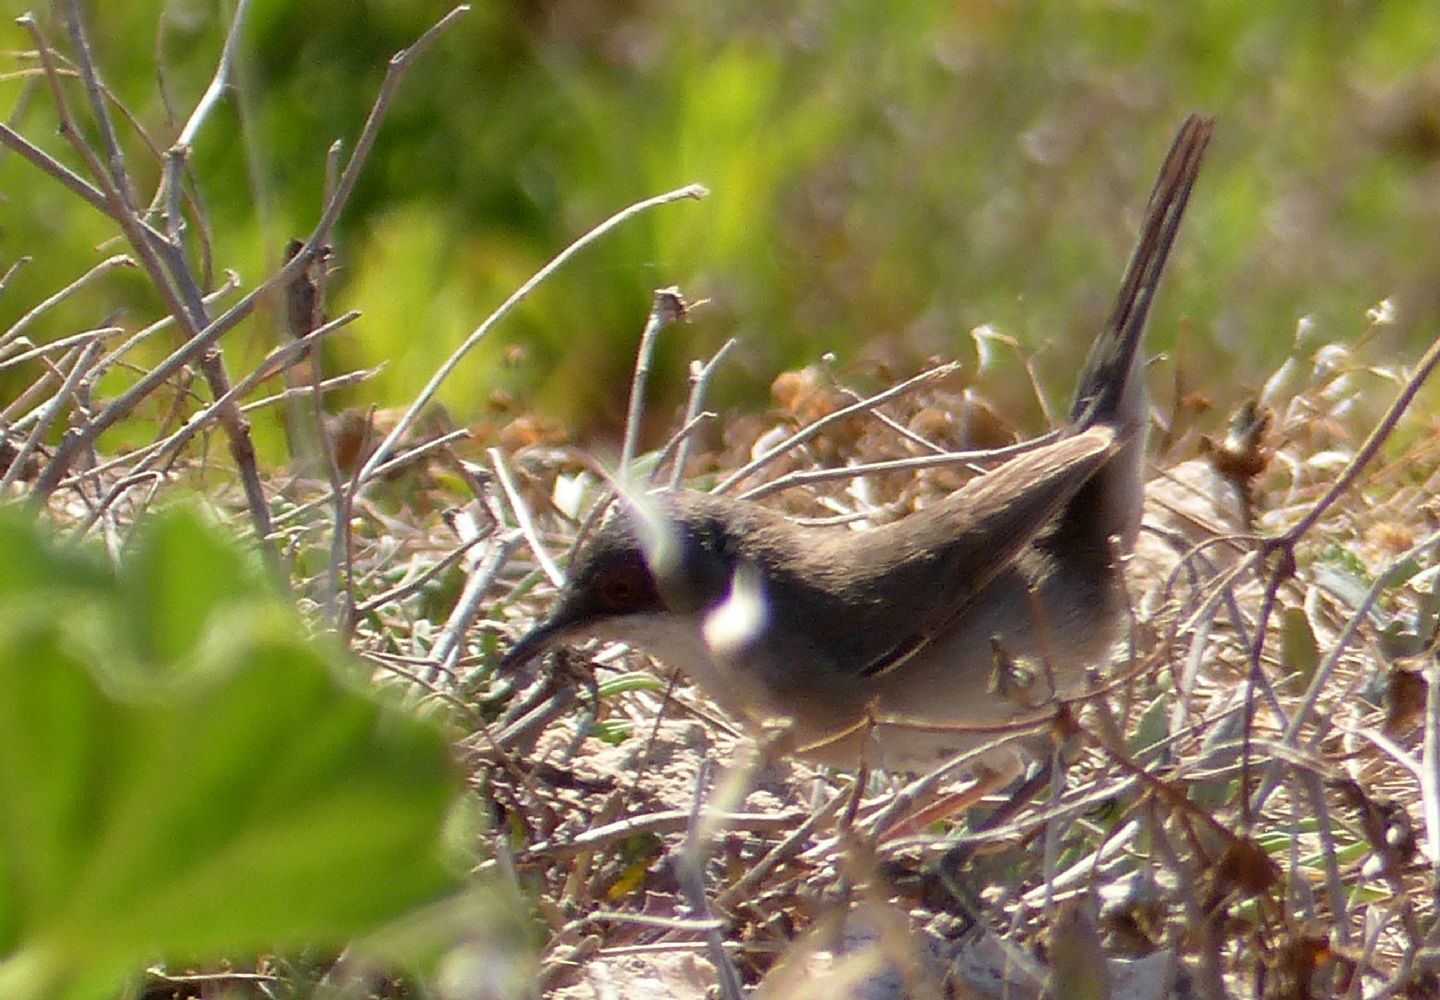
0;325;125;373
490;447;565;588
306;4;471;254
173;0;253;150
239;367;384;415
0;115;108;207
0;257;30;297
620;288;689;478
4;338;102;493
0;254;134;350
355;182;707;489
735;433;1061;502
712;360;961;495
1272;329;1440;546
59;0;140;212
667;336;737;489
30;5;472;501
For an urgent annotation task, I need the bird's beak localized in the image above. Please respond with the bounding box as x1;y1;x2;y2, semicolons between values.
499;616;570;670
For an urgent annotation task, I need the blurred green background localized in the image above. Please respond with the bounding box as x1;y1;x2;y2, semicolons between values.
4;0;1440;458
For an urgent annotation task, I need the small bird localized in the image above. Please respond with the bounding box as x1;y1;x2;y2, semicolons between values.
503;116;1213;774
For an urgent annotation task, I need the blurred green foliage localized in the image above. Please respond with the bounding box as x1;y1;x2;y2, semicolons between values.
4;0;1440;457
0;506;471;999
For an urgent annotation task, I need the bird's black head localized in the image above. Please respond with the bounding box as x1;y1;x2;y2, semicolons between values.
500;494;737;668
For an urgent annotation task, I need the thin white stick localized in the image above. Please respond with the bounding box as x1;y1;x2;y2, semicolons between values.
489;447;565;588
356;184;707;489
712;361;960;494
620;288;687;478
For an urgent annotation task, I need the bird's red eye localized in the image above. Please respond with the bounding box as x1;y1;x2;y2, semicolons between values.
596;566;644;610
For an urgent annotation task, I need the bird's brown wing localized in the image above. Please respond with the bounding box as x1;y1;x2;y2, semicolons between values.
798;427;1121;679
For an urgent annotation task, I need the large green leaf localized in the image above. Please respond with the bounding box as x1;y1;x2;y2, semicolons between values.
119;505;273;666
0;518;115;603
0;509;467;1000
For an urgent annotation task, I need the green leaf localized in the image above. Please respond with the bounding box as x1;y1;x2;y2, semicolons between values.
1126;692;1172;757
0;512;113;599
0;619;462;997
597;671;667;698
592;719;634;745
1378;619;1423;660
121;507;272;666
0;512;467;1000
1280;606;1320;682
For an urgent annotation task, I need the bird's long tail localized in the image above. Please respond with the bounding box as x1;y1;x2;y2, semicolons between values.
1069;114;1214;430
1062;114;1213;552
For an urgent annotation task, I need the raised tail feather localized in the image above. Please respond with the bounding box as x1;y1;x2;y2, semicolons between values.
1059;114;1212;553
1069;114;1214;431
